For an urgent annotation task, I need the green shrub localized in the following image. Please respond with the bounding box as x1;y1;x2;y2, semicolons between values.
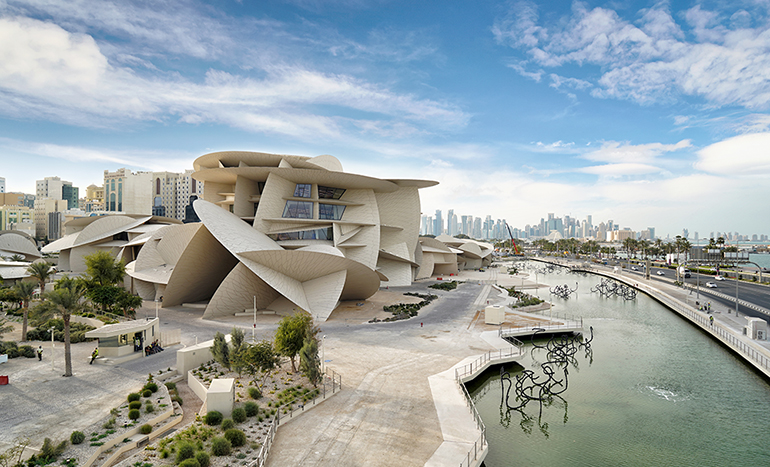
38;438;67;462
70;431;85;445
144;382;158;393
244;402;258;417
231;407;246;423
142;389;152;398
204;411;222;426
19;345;36;358
128;409;141;420
127;393;141;402
248;386;261;399
210;437;231;456
140;424;152;435
160;449;169;459
176;442;196;463
224;429;246;447
195;451;210;467
145;403;155;413
129;401;142;410
179;458;200;467
165;382;176;390
221;419;234;431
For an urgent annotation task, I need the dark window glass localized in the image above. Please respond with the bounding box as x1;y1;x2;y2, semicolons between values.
319;203;345;220
258;182;266;194
282;200;313;219
293;183;312;198
318;186;345;199
269;228;333;241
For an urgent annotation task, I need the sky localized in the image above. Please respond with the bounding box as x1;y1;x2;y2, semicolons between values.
1;0;769;239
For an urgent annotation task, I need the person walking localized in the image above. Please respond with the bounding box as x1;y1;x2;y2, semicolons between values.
709;316;714;326
90;347;99;364
37;346;43;361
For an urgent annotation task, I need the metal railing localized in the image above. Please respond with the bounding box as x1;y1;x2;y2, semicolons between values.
454;342;524;381
454;342;524;467
498;316;583;339
249;370;342;467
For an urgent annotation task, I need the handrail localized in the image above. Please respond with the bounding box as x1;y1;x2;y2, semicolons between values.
454;341;524;467
249;370;342;467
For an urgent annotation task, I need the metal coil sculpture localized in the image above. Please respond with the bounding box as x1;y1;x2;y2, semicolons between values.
499;327;593;436
590;278;637;300
549;282;578;299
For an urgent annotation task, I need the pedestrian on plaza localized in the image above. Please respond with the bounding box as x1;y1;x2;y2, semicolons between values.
710;316;714;326
708;302;711;311
90;347;99;364
37;346;43;361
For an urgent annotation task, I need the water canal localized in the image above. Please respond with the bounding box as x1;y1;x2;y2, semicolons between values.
467;265;770;466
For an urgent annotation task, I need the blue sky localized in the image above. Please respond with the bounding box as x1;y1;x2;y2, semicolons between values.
1;0;769;239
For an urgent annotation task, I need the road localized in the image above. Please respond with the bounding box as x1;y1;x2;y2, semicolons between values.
616;263;770;321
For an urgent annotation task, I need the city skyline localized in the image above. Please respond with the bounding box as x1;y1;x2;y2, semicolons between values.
2;1;770;238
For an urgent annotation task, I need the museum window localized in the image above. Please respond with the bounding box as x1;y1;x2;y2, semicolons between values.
269;227;333;241
282;200;313;219
119;334;128;345
293;183;312;198
319;203;345;220
318;186;345;200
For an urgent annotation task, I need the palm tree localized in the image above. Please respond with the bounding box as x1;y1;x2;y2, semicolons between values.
27;261;54;297
13;281;36;342
9;254;24;262
45;277;85;377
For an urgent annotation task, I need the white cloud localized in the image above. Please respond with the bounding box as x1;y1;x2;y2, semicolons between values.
0;16;468;139
583;140;691;163
695;132;770;175
493;2;770;109
578;163;662;176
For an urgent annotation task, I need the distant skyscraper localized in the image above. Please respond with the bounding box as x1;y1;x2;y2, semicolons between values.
447;209;454;235
0;177;4;193
434;209;443;236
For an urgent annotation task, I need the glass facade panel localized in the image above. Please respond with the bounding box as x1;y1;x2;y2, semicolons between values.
282;200;313;219
318;186;346;199
293;183;312;198
269;228;333;241
319;203;345;220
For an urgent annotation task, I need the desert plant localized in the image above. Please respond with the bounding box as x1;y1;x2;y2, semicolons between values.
128;393;141;402
231;407;246;423
145;403;155;414
129;401;142;410
203;411;223;426
243;402;258;417
224;429;246;447
140;424;152;434
176;442;195;463
38;438;67;462
195;451;210;467
248;386;261;400
144;382;158;393
210;437;231;456
165;382;176;390
142;389;152;398
221;418;235;431
70;431;85;445
128;409;141;420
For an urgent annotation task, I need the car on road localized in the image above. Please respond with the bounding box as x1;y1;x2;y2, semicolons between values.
715;275;725;281
631;266;638;271
706;281;717;288
656;270;665;276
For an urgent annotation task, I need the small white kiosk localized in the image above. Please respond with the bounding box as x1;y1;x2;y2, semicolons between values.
85;318;160;360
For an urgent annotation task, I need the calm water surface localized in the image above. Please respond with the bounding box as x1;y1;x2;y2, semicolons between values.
468;265;770;467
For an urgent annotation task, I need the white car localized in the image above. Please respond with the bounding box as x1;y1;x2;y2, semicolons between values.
706;282;717;288
631;266;638;271
656;270;665;276
715;275;725;281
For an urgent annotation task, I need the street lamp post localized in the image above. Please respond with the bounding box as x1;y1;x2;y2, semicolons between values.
322;335;326;376
155;298;159;319
253;296;257;343
49;327;54;371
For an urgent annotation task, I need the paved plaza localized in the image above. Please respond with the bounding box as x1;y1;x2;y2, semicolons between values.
2;263;768;466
